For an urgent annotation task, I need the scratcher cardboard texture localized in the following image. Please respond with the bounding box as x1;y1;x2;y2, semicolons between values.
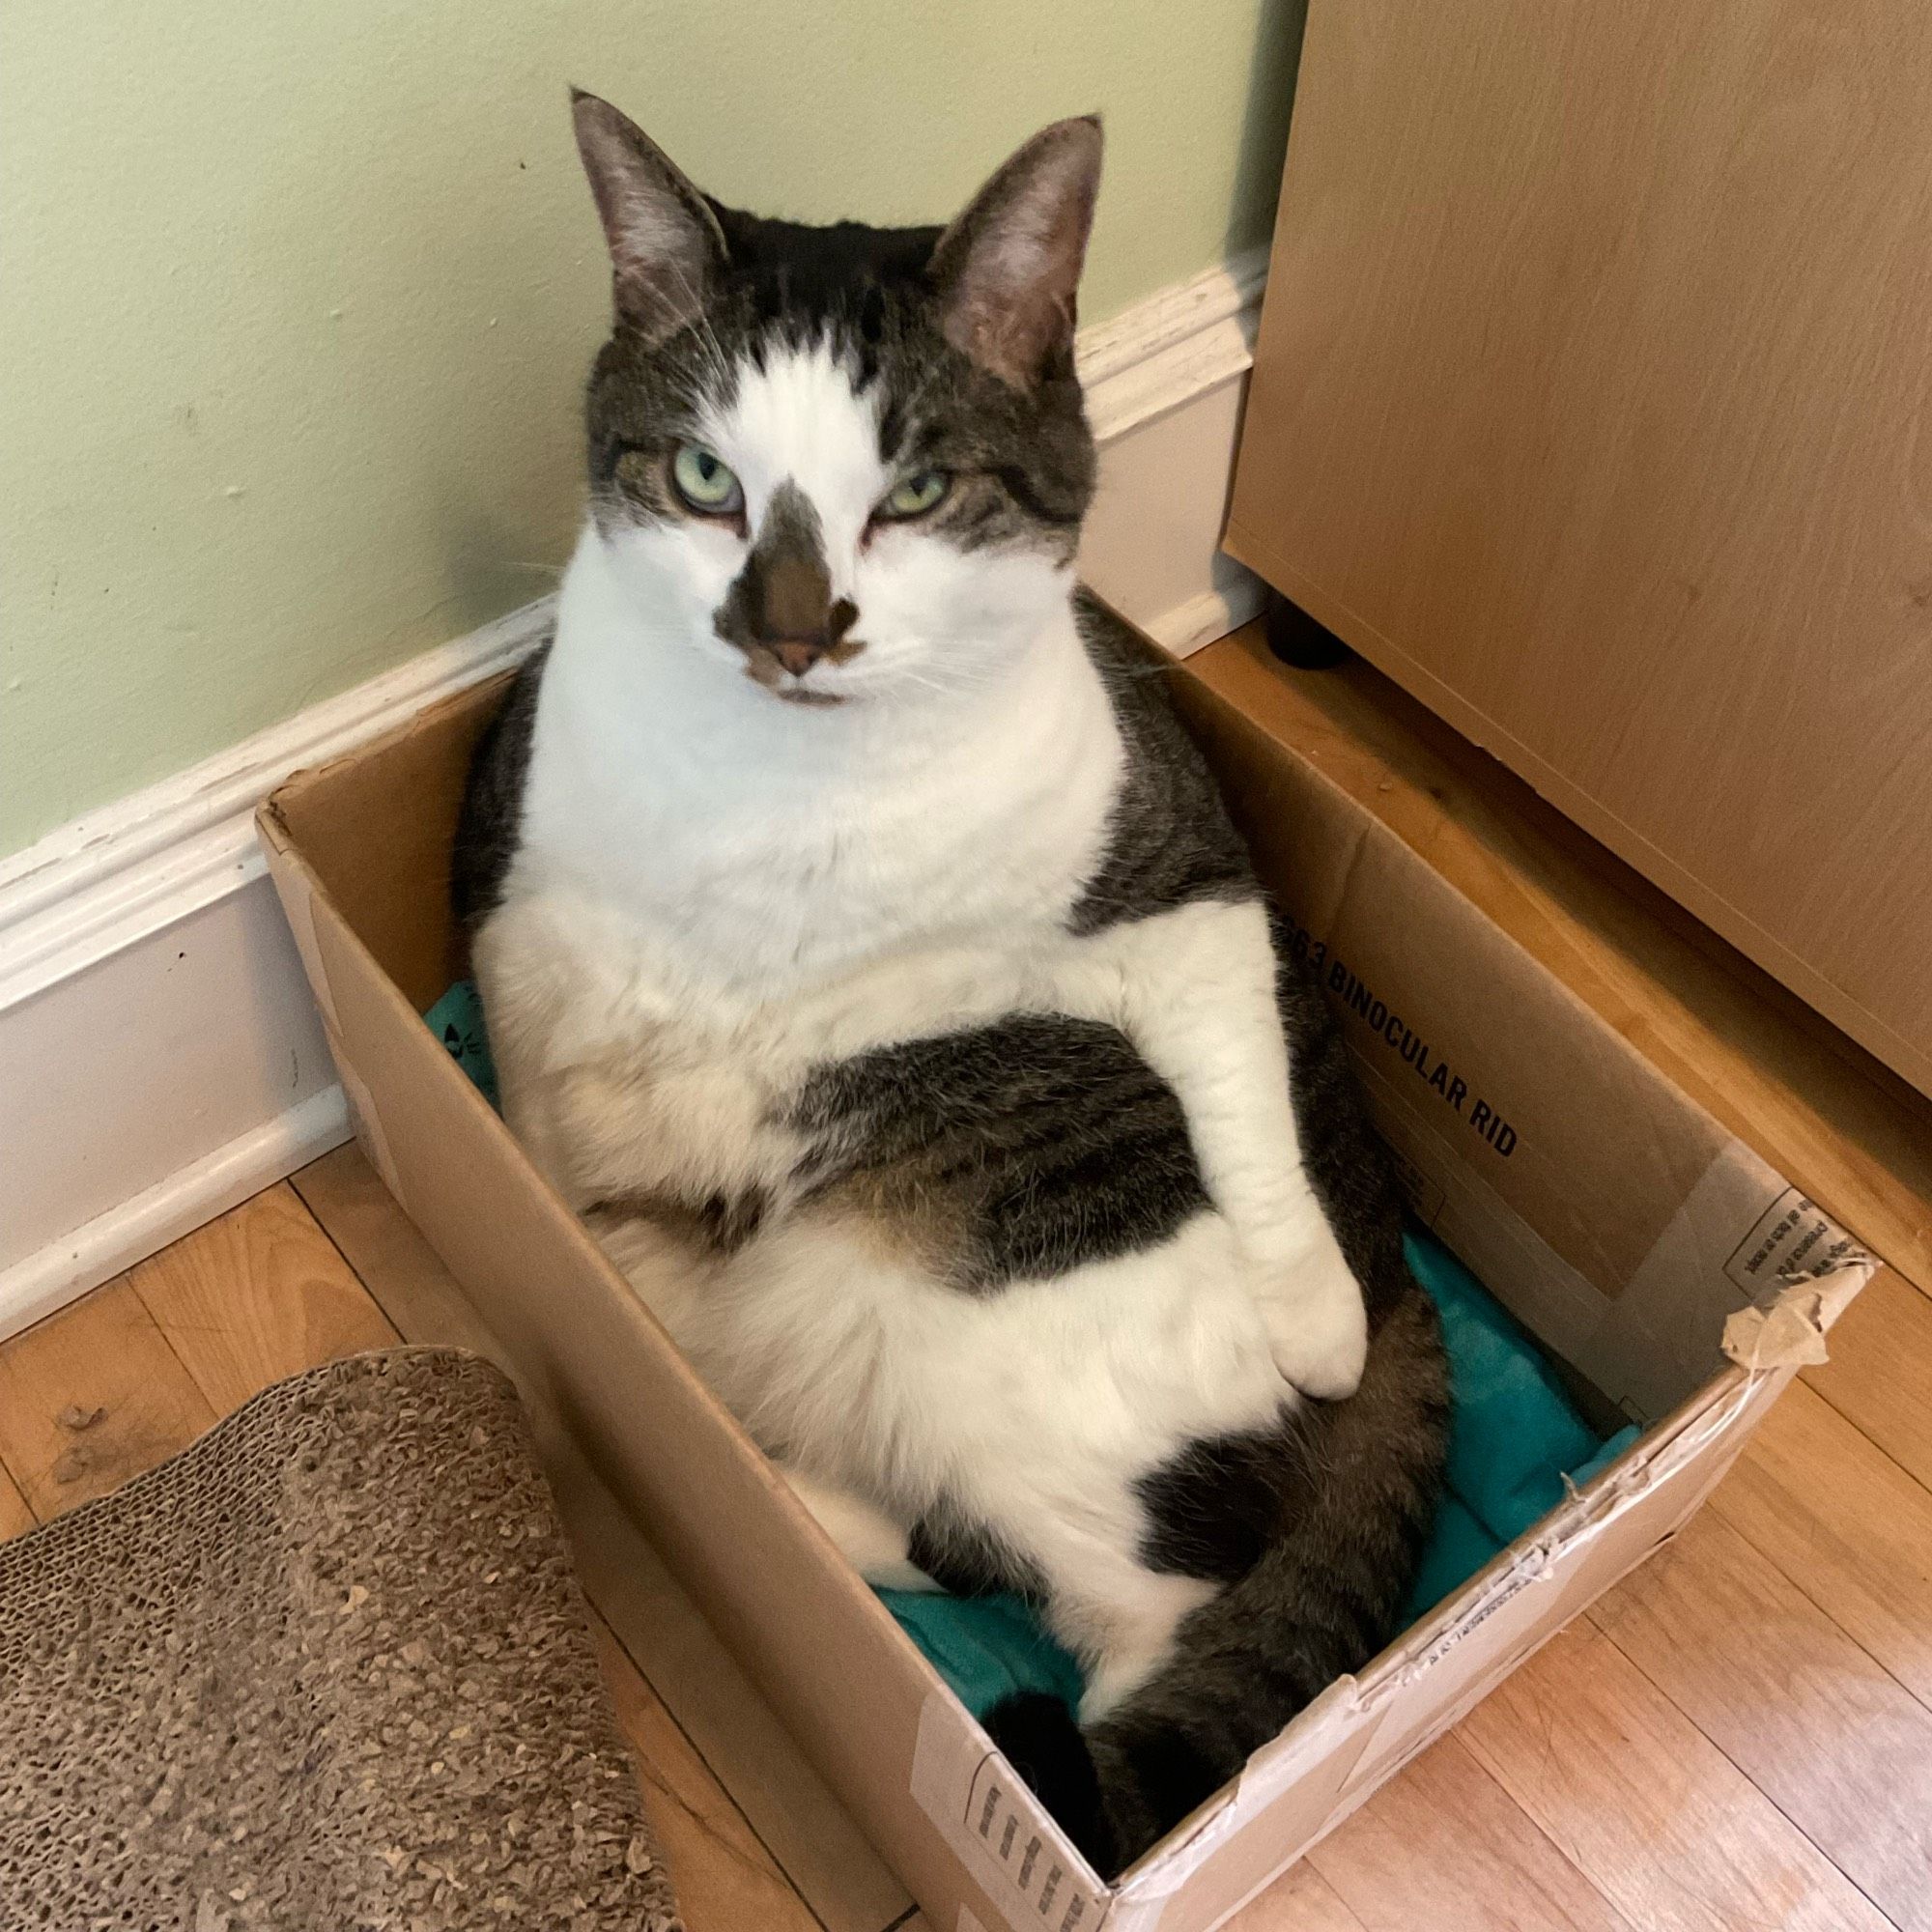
258;641;1874;1932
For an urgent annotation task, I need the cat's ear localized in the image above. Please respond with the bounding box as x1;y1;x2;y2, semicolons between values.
929;117;1103;389
571;90;726;338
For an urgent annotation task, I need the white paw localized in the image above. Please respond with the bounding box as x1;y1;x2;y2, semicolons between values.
781;1466;940;1591
1256;1238;1369;1401
864;1553;945;1594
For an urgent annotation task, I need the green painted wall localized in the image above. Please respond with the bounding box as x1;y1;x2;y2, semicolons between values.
0;1;1302;857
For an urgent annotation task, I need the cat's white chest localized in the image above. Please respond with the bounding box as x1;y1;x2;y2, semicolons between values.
516;597;1126;989
556;789;1099;996
479;566;1130;1212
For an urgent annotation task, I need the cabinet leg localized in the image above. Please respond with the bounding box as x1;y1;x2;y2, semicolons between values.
1264;590;1351;669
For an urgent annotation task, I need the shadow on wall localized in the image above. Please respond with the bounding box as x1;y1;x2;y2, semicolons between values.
1227;0;1310;263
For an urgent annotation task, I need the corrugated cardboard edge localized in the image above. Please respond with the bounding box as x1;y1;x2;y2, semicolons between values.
259;803;398;1190
912;1691;1109;1931
259;803;338;1036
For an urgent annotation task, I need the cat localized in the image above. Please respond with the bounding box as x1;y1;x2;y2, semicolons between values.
453;89;1449;1879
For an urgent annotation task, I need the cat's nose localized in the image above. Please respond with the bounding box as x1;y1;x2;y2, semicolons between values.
714;482;866;680
771;639;827;678
763;599;859;678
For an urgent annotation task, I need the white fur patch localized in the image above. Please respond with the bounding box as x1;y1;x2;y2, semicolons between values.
699;340;887;576
1054;901;1370;1398
781;1464;939;1594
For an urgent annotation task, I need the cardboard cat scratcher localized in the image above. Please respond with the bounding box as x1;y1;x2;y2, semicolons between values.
0;1349;682;1932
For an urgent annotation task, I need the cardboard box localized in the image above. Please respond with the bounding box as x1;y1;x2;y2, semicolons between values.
258;642;1875;1932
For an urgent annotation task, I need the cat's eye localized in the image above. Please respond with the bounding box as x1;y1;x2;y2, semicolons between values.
880;469;951;520
671;443;744;515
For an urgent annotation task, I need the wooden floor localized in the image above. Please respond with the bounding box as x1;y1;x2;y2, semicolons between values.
2;1149;1928;1930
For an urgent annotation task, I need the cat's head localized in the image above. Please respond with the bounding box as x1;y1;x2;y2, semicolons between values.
570;91;1101;712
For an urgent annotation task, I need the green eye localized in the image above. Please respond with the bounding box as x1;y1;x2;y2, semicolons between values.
881;469;951;519
671;443;743;513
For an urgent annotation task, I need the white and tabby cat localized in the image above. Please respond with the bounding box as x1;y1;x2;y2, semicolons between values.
455;93;1448;1875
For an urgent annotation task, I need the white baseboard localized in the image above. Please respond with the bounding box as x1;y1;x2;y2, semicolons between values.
1078;249;1268;660
0;253;1266;1340
1144;569;1271;658
0;597;549;1012
0;601;553;1341
0;1088;351;1346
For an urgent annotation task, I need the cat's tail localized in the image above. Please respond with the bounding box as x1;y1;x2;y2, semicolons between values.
986;1282;1448;1879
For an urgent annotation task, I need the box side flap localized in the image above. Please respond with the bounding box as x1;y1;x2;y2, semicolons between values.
1166;666;1876;1420
258;806;340;1039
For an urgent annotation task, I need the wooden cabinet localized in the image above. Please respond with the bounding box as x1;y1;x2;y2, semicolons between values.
1226;0;1932;1097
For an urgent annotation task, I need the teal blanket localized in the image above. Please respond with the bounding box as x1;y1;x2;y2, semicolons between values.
879;1232;1635;1716
425;981;1636;1717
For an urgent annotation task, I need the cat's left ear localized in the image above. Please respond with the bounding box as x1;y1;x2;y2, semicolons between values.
571;89;727;339
929;116;1102;389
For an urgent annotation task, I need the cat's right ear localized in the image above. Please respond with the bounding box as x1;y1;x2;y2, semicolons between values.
929;117;1103;390
571;90;726;338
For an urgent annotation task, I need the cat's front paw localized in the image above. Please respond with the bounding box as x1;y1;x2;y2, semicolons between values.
781;1465;940;1592
1255;1239;1369;1402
